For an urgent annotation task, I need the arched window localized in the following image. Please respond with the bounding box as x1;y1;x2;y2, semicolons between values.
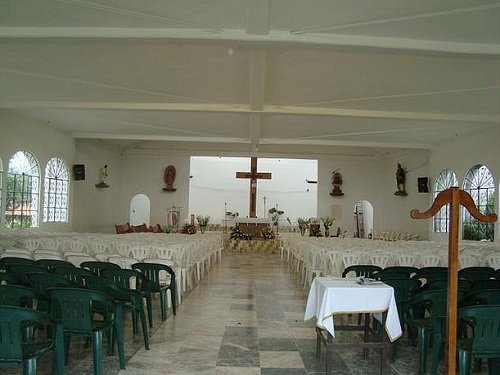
462;164;495;241
43;157;69;223
5;151;40;228
433;169;458;233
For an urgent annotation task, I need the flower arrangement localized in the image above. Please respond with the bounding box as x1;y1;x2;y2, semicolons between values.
297;217;310;229
196;215;210;226
181;223;197;235
229;225;252;240
261;226;275;239
321;216;335;230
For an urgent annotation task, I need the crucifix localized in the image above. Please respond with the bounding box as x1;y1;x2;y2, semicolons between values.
236;157;272;218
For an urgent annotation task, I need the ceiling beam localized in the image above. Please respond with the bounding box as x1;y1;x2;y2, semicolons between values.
0;27;498;55
2;100;497;123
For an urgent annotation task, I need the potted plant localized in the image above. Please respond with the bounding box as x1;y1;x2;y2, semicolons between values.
297;217;310;236
196;215;210;234
321;216;335;237
268;207;284;234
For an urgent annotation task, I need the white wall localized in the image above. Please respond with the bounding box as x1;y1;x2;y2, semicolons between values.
317;151;430;239
0;110;75;231
428;126;500;242
73;144;191;233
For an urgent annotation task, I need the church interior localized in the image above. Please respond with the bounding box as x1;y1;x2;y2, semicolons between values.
1;1;500;374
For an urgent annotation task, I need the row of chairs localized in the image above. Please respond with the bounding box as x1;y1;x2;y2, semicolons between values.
0;256;179;374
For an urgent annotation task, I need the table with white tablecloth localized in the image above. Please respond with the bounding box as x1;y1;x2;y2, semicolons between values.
304;277;402;342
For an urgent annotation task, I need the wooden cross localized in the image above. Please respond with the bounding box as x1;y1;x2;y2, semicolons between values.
236;157;272;218
410;187;497;375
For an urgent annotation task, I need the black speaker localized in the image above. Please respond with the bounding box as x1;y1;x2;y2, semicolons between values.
73;164;85;181
417;177;429;193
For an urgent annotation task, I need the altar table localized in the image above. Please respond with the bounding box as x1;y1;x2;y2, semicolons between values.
235;218;272;238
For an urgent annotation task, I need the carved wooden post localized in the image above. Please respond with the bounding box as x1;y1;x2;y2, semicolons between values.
410;187;497;375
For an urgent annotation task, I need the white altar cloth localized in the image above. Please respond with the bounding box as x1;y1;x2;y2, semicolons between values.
235;218;272;225
304;277;402;342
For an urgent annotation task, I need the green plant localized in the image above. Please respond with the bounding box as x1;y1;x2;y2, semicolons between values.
196;215;210;226
321;216;335;230
269;207;284;226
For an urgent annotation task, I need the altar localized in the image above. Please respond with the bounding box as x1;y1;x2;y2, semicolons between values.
235;217;272;238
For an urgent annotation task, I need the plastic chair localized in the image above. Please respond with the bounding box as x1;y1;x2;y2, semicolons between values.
461;289;500;306
456;305;500;375
0;257;36;270
132;262;177;324
0;306;62;375
35;259;75;272
100;268;152;326
27;272;79;292
342;264;382;278
107;256;140;270
52;266;94;286
406;289;449;375
48;287;125;374
382;266;418;278
80;261;120;276
4;264;47;285
82;274;149;350
0;272;26;286
0;284;48;308
470;279;500;291
381;278;422;361
458;267;495;282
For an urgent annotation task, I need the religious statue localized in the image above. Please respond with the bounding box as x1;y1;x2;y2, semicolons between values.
330;170;344;196
95;164;109;188
163;165;177;192
394;163;408;196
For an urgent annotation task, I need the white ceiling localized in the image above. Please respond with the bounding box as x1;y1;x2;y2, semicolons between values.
1;0;499;157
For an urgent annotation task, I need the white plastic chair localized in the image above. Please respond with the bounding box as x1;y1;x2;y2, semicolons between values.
420;255;441;268
459;254;479;269
65;254;97;266
396;254;417;266
370;254;390;268
108;256;140;269
21;238;43;251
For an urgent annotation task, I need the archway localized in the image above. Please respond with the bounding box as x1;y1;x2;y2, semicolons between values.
354;200;374;238
129;194;151;226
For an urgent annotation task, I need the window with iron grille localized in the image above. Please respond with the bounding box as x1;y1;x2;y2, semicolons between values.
462;164;495;241
433;169;458;233
43;157;69;223
5;151;40;228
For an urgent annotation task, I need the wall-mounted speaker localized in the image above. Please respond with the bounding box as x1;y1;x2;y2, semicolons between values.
417;177;429;193
73;164;85;181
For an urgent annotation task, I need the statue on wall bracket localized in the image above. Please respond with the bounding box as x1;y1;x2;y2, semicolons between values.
394;163;408;196
95;164;109;188
330;170;344;196
163;165;177;192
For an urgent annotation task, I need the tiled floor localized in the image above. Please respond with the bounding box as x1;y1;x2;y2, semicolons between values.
7;252;486;374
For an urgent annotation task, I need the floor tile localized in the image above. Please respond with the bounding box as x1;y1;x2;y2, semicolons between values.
259;351;305;368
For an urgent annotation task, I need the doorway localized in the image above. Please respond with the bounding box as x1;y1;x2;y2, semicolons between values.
129;194;151;226
354;200;374;238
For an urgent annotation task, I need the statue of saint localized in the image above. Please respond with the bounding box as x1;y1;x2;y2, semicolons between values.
95;164;109;188
163;165;177;192
395;163;407;196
